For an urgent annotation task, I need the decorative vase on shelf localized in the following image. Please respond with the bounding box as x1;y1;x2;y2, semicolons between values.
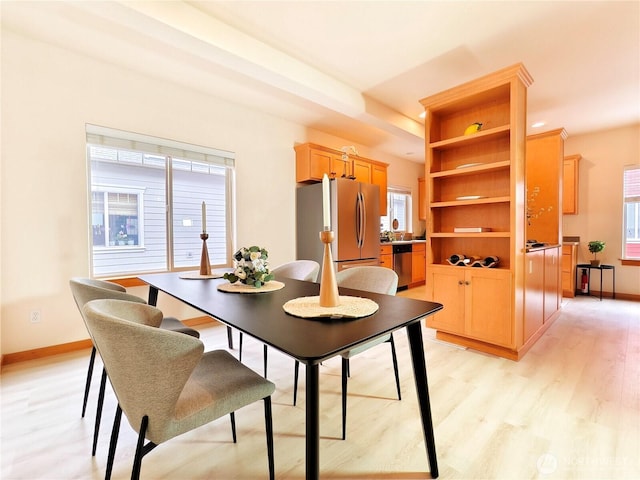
590;259;601;267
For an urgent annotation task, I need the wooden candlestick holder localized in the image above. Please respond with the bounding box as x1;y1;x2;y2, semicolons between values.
199;233;212;276
319;230;340;307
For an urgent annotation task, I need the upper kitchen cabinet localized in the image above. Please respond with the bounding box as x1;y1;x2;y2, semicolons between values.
295;143;342;182
295;142;388;215
420;63;534;360
563;154;581;214
526;128;567;244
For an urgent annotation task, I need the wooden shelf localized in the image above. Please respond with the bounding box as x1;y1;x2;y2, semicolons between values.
429;125;510;151
430;160;510;178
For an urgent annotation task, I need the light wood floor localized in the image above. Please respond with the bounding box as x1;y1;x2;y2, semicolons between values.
1;292;639;479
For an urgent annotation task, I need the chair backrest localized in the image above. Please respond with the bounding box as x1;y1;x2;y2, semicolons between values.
70;277;147;311
336;266;398;296
272;260;320;282
82;299;202;439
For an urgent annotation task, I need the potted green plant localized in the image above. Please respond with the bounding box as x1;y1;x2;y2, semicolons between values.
588;240;605;266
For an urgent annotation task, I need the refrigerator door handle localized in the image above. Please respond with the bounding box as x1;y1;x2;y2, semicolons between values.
355;191;366;248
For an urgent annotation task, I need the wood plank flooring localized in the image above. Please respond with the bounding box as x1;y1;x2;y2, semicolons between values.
1;293;638;479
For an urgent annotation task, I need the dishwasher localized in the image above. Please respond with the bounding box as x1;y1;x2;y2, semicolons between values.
392;244;412;290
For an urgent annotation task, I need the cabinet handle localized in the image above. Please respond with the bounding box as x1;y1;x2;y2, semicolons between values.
465;281;470;285
458;280;464;285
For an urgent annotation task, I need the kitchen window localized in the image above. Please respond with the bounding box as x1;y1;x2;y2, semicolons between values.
623;165;640;259
86;125;235;277
380;188;412;233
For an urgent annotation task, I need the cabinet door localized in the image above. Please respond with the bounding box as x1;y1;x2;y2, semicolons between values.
353;159;371;183
380;254;393;269
426;267;465;333
543;247;560;321
411;245;426;282
371;163;388;215
466;269;512;347
524;251;544;342
563;155;580;214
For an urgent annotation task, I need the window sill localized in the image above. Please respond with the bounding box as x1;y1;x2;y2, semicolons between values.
621;259;640;267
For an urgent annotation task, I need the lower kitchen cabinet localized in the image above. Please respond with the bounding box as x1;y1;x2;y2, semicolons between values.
562;243;578;297
525;247;561;343
379;244;392;269
411;243;426;284
427;265;512;348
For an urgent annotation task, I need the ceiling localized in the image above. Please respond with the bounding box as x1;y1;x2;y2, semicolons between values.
2;1;639;162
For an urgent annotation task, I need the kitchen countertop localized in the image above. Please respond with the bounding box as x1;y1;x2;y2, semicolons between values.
525;243;561;252
380;239;426;245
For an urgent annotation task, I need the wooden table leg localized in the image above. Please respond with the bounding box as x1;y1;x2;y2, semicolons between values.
305;363;320;480
406;321;439;478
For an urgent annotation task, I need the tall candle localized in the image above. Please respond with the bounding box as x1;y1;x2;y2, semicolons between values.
201;201;207;233
322;174;330;230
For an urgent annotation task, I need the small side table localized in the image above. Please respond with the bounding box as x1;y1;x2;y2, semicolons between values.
576;264;616;301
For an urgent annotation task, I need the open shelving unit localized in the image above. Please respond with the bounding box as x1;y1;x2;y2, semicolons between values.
420;63;534;359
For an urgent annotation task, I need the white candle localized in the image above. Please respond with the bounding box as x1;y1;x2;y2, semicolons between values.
322;174;330;230
201;201;207;233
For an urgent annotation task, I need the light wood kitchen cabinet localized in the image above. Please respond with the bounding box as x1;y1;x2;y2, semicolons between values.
294;143;341;182
428;265;512;348
525;246;561;343
563;154;581;214
544;246;561;322
371;163;388;214
411;243;426;283
562;243;578;297
418;178;426;220
379;244;392;269
524;250;545;342
352;159;371;183
295;142;388;215
421;63;533;360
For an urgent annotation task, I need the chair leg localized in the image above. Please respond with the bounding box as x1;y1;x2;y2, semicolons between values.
389;334;402;400
93;367;107;456
263;344;268;378
263;397;275;480
239;332;244;362
230;412;237;443
82;346;96;418
293;360;300;406
105;404;122;480
341;357;349;440
131;416;157;480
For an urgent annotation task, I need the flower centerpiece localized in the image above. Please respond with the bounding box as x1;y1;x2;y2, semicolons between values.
224;246;274;287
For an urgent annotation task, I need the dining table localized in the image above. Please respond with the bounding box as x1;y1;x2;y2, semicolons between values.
139;272;443;479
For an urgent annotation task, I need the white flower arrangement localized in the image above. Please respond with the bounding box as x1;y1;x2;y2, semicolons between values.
224;246;274;287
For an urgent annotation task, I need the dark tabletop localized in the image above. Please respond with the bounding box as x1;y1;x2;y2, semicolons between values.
139;272;443;365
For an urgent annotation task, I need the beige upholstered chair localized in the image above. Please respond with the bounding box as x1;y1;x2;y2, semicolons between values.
83;299;275;480
293;266;400;439
69;277;199;456
238;260;320;378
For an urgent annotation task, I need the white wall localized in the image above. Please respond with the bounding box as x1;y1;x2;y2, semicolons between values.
564;124;640;295
0;30;422;355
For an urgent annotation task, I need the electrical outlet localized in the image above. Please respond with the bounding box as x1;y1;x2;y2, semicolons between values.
30;310;42;323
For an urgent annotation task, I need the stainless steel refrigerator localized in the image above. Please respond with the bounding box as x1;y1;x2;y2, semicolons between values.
296;177;380;272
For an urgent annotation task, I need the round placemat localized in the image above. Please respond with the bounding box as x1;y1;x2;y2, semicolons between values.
217;280;285;293
283;295;379;319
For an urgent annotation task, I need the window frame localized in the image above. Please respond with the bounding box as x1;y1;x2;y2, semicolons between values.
86;124;235;278
623;164;640;261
